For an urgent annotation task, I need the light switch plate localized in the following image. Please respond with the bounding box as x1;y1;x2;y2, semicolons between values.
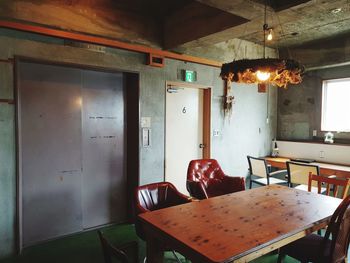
142;128;151;147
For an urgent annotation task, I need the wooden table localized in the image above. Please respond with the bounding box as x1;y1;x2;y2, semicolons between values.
138;185;341;263
265;156;350;178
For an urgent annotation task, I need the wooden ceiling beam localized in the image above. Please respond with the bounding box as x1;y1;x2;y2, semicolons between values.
0;20;222;68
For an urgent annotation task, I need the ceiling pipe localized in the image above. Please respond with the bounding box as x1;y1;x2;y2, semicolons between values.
305;61;350;72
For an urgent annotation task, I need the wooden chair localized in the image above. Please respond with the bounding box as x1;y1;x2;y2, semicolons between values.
287;161;325;193
278;194;350;263
98;230;138;263
308;173;350;199
247;156;287;188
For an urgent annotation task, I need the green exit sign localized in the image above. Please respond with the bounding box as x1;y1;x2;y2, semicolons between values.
182;70;197;82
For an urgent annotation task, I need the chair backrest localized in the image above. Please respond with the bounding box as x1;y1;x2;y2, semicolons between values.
134;182;190;239
322;194;350;263
187;159;225;182
98;230;130;263
287;161;319;186
308;173;350;199
247;156;268;178
135;182;190;213
186;159;245;199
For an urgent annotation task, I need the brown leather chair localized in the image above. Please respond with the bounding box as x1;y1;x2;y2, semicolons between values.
186;159;245;199
278;194;350;263
134;182;191;262
98;230;138;263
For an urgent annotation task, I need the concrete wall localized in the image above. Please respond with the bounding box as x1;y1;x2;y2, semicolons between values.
0;61;16;259
277;65;350;142
0;29;277;258
282;34;350;70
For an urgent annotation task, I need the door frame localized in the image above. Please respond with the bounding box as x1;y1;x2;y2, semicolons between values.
164;81;212;180
14;56;140;251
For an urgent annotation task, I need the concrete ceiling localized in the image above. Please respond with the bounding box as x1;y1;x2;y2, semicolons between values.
1;0;349;52
195;0;350;49
111;0;350;50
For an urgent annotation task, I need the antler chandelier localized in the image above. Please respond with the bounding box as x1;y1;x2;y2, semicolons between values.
220;1;304;89
220;58;304;88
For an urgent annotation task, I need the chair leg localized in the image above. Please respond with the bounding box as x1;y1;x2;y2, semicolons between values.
277;251;285;263
249;179;253;189
172;251;182;263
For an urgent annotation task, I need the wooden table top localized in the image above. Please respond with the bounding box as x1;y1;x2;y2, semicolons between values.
265;156;350;177
139;185;341;263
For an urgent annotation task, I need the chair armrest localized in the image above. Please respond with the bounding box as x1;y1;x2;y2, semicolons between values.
269;169;287;177
187;196;200;201
327;174;337;179
175;191;193;204
186;180;208;200
112;240;138;262
135;203;150;215
267;164;272;173
223;175;246;191
136;204;151;215
223;175;245;182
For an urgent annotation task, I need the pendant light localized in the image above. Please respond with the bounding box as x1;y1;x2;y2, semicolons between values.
220;0;304;89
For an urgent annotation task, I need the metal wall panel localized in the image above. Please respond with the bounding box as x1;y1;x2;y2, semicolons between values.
19;62;83;247
81;70;126;228
18;62;127;246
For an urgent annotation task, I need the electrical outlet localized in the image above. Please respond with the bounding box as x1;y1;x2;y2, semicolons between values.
319;151;325;158
213;130;220;137
313;130;317;137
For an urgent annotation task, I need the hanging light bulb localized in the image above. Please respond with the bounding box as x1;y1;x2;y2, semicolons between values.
267;28;273;41
257;70;271;81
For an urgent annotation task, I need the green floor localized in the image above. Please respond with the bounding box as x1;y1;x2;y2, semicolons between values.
0;223;299;263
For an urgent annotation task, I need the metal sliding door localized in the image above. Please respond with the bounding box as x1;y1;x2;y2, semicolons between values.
19;62;83;247
18;61;126;247
81;70;126;228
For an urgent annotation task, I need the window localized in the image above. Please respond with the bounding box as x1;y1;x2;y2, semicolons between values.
322;78;350;132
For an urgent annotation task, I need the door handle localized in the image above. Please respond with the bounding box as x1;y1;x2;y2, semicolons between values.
199;143;205;148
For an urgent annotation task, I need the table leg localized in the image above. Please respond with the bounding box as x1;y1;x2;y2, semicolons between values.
146;236;164;263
